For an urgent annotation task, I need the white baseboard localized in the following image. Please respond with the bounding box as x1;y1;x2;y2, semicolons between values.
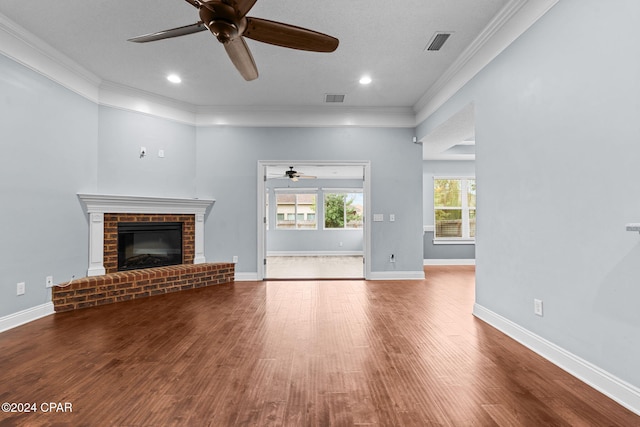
267;251;363;257
368;271;426;280
0;302;55;333
234;272;260;281
423;259;476;266
473;303;640;416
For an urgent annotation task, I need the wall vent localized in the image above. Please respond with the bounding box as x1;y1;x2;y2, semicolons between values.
425;32;452;51
325;94;345;103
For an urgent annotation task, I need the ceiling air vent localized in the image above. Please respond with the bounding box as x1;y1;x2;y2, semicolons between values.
425;32;452;51
325;94;345;103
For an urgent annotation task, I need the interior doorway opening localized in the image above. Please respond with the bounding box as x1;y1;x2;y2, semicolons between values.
257;161;371;280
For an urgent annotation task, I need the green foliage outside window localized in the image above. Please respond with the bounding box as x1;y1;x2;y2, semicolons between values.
324;193;362;229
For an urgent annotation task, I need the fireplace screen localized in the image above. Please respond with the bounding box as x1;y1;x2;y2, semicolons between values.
117;222;183;271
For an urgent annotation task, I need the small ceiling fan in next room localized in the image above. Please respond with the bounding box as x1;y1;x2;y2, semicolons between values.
127;0;339;81
265;166;315;182
283;166;317;182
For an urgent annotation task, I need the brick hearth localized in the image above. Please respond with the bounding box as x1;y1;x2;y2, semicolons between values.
52;263;234;312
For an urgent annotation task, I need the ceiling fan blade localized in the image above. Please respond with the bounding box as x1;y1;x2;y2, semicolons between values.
223;37;259;81
183;0;201;8
244;17;339;52
128;22;207;43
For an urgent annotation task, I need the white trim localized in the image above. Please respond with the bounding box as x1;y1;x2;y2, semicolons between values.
424;225;435;233
267;251;363;257
0;12;101;103
473;304;640;416
273;187;319;193
433;175;476;180
433;240;475;245
99;81;197;125
368;271;426;280
77;194;215;214
0;302;55;334
424;154;476;161
321;188;364;193
196;105;416;128
234;272;260;282
423;259;475;266
414;0;559;124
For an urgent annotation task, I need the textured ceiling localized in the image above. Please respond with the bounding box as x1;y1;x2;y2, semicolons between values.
0;0;509;108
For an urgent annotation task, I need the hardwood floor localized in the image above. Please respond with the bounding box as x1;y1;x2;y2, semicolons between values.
0;266;638;426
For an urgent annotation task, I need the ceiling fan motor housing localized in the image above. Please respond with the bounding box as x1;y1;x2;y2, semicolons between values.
199;1;246;42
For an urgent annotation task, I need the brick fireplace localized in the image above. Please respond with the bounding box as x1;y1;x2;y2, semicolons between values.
103;213;195;274
55;194;233;313
77;194;214;276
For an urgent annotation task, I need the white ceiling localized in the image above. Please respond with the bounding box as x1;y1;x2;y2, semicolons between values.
0;0;509;109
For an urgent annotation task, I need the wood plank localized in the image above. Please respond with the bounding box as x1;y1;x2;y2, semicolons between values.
0;266;637;425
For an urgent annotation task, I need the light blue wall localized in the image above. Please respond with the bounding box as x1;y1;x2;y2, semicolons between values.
195;126;423;274
1;69;423;320
267;179;363;254
418;0;640;388
423;160;475;260
0;54;98;318
97;107;197;197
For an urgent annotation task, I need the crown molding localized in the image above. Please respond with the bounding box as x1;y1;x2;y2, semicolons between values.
1;2;558;129
0;12;101;102
423;154;475;161
414;0;560;125
195;105;416;128
98;81;198;125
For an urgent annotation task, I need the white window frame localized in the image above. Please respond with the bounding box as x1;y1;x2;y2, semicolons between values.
322;188;364;230
433;177;476;244
274;188;318;230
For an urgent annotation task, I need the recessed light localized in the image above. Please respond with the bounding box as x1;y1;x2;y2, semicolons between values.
359;75;372;85
167;74;182;84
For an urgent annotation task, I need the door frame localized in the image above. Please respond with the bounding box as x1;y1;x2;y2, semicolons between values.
257;160;371;280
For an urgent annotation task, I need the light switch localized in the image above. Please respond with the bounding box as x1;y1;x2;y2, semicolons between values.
158;149;165;158
389;214;395;222
373;214;384;222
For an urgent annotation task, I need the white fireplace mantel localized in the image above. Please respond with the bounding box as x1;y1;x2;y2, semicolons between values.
78;194;215;276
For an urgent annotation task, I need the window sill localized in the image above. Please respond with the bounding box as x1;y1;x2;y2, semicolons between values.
433;239;475;245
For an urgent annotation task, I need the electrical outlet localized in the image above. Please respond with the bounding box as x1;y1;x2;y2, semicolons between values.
17;282;25;295
46;276;53;287
232;256;238;263
534;299;543;316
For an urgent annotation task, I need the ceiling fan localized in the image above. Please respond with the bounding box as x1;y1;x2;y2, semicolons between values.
284;166;316;182
127;0;339;81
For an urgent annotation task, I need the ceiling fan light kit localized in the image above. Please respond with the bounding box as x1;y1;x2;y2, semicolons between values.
128;0;339;81
285;166;316;181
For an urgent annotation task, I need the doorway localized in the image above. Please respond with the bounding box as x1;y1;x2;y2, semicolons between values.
257;161;371;280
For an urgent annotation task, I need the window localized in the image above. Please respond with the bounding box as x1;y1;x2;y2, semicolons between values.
275;192;317;229
324;191;363;229
434;178;476;240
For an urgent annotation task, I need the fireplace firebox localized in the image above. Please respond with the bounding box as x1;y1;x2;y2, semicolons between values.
117;222;183;271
